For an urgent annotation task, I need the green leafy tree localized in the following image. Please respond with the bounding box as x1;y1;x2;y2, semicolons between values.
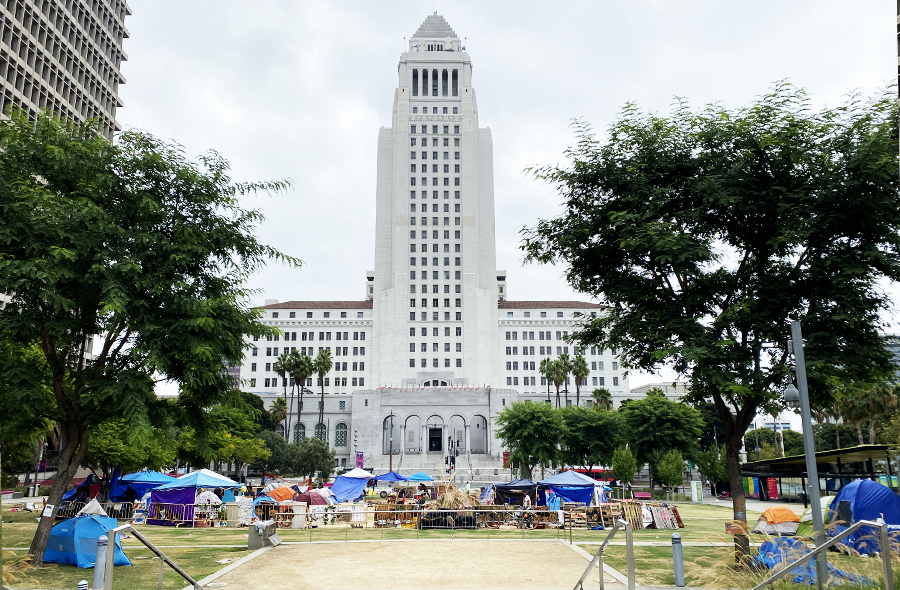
694;445;728;495
521;86;900;557
273;354;290;422
251;429;296;475
229;435;270;477
611;446;637;488
743;427;804;458
238;390;274;433
571;355;589;406
495;401;564;479
620;389;703;466
549;360;567;409
694;400;727;452
0;111;298;563
312;349;333;435
82;419;177;479
295;437;335;482
559;405;619;472
655;449;685;498
591;387;613;411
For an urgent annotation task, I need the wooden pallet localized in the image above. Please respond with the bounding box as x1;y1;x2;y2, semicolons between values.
618;500;644;530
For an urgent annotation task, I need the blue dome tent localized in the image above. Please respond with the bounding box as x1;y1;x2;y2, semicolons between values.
828;479;900;554
44;515;131;569
538;470;599;505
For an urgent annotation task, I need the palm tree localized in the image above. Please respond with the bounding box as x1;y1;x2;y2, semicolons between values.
282;349;302;440
591;387;613;411
292;353;314;441
269;397;287;435
312;348;333;439
550;360;566;408
272;354;290;439
572;354;589;406
539;357;553;404
557;353;572;407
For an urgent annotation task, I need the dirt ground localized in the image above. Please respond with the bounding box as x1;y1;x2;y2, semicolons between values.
210;539;620;589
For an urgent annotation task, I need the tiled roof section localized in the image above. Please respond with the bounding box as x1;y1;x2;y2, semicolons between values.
413;15;457;39
498;301;607;309
260;301;373;310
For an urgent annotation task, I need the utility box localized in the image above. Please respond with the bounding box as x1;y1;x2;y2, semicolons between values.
248;520;282;550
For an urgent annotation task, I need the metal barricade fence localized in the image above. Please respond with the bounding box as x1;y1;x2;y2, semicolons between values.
55;501;136;520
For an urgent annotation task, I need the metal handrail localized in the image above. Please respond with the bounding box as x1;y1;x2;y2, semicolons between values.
573;518;634;590
750;519;894;590
103;523;202;590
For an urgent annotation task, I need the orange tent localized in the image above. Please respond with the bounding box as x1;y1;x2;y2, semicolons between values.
752;506;800;535
266;486;296;502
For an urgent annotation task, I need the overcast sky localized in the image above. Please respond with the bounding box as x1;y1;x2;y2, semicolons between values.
120;1;895;388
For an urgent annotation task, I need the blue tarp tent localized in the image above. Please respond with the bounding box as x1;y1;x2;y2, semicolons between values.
331;474;371;502
757;537;866;585
44;515;131;569
407;471;434;481
374;471;407;482
61;475;95;504
827;479;900;554
154;469;241;491
538;471;598;505
111;470;175;502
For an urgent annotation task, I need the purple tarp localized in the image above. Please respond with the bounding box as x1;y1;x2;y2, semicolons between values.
147;487;196;526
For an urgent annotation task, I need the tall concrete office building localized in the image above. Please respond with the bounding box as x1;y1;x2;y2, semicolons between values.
0;0;130;138
242;16;629;474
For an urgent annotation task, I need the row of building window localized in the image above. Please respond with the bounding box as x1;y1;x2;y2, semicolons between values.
507;377;537;386
410;311;463;321
411;243;461;252
255;346;366;357
270;311;365;319
259;331;366;342
410;177;460;187
411;137;459;147
410;216;461;226
410;342;463;353
410;298;461;308
411;106;458;114
411;284;461;294
252;377;366;388
409;358;463;368
410;203;461;213
411;327;463;337
412;230;460;240
410;124;460;134
411;270;460;280
410;191;460;199
410;153;460;162
250;361;366;372
409;257;461;267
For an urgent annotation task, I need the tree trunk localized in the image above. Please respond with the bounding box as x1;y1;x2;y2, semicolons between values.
869;420;876;445
724;430;751;564
29;426;88;566
854;421;863;445
576;382;580;406
555;386;560;409
835;420;840;449
286;383;295;443
298;390;304;438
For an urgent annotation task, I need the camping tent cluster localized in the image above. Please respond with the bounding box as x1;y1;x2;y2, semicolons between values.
482;471;610;507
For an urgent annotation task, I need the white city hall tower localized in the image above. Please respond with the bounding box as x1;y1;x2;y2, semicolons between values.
240;16;629;475
371;16;497;388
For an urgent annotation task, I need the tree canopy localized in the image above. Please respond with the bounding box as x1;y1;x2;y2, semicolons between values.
0;110;298;563
521;85;900;554
619;389;704;465
495;401;563;478
559;405;620;471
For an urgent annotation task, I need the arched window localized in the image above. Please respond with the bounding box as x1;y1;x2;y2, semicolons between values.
405;415;421;453
293;422;305;443
315;422;326;441
449;415;466;453
335;423;348;447
383;415;398;454
471;415;488;454
426;415;443;452
275;423;285;438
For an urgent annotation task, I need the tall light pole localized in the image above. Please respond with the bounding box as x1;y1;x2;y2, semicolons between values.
784;320;827;589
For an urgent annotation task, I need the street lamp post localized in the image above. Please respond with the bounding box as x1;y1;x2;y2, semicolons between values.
784;320;827;589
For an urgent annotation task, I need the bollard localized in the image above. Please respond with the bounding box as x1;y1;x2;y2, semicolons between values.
672;532;685;587
92;535;108;590
78;581;88;590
